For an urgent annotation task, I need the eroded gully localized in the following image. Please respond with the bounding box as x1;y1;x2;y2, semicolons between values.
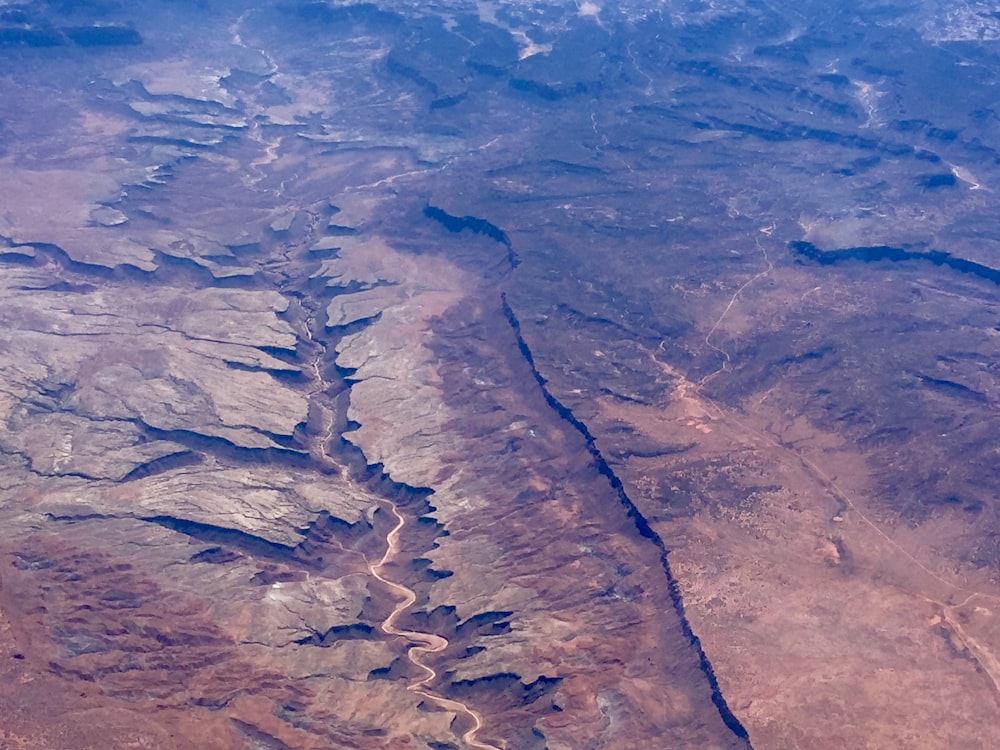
296;274;502;750
369;504;501;750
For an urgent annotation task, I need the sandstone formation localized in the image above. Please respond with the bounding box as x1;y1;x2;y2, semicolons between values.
2;1;1000;749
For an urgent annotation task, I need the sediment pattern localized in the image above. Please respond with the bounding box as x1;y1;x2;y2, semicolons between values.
4;1;1000;749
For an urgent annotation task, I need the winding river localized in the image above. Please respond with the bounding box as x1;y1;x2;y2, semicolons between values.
295;214;501;749
369;503;502;750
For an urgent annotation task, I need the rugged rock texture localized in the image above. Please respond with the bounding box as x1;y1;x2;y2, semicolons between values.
3;1;1000;749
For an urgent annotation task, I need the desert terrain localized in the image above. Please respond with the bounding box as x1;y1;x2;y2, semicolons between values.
2;1;1000;748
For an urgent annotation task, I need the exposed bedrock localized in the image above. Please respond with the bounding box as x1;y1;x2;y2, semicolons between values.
423;205;521;270
501;293;754;747
792;239;1000;286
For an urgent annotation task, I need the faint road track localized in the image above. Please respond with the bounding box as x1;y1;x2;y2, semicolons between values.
674;232;1000;697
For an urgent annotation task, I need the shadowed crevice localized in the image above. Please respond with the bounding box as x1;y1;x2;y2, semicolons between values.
791;240;1000;286
423;205;521;270
501;293;754;747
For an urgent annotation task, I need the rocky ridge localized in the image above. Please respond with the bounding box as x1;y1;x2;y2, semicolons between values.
3;1;1000;749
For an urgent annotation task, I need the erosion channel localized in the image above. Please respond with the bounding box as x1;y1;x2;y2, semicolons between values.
7;1;1000;749
370;503;500;750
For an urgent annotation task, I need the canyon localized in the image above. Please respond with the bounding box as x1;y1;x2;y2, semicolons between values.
2;1;1000;748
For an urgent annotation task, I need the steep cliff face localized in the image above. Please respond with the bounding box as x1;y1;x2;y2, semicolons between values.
3;1;1000;749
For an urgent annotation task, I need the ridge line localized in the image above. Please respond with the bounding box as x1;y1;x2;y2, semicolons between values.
501;292;754;747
